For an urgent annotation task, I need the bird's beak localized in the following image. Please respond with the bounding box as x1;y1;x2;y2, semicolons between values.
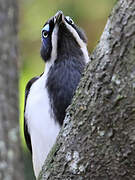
54;11;64;24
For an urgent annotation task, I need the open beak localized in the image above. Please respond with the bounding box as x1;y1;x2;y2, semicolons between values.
54;11;64;24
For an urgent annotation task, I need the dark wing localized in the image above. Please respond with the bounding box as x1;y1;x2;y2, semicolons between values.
24;76;40;153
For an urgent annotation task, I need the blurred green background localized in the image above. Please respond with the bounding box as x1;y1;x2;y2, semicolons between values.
19;0;116;178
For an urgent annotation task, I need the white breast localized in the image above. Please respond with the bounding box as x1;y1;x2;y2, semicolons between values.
25;72;60;178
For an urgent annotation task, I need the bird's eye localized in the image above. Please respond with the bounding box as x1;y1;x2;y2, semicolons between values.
42;24;50;38
65;16;74;24
42;31;48;38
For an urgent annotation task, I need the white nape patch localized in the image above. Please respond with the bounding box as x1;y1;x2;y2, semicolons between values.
25;71;60;178
64;21;90;63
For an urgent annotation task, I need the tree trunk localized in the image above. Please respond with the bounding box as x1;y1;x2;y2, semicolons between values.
39;0;135;179
0;0;24;179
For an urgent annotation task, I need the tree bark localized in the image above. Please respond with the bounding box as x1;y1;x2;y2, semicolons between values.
0;0;24;179
39;0;135;179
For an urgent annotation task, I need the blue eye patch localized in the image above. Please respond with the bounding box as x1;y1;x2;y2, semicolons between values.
42;24;50;32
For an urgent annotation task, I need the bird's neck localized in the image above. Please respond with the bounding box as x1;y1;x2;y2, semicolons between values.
57;45;89;64
43;46;89;76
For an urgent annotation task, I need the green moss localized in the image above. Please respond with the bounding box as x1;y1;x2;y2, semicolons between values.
115;94;124;102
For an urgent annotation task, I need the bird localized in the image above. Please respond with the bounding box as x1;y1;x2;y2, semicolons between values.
24;10;90;178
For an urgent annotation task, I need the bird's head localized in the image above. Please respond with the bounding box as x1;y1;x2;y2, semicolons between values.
40;11;89;63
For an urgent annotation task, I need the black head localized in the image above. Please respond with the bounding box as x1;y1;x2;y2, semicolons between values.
40;11;88;62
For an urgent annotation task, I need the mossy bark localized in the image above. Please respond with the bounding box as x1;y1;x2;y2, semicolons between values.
39;0;135;179
0;0;24;179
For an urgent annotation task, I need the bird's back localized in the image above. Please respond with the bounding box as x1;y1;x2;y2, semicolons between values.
47;57;85;125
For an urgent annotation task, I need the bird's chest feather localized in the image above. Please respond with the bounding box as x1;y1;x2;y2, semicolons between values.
25;75;60;177
26;76;50;129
